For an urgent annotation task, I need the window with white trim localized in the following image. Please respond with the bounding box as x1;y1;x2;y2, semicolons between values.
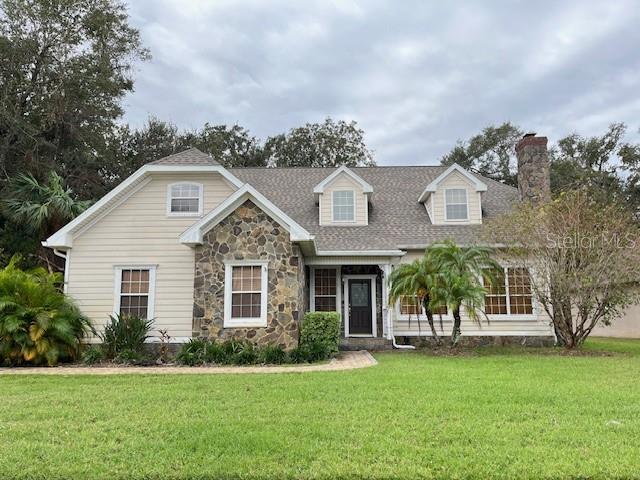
332;190;355;222
483;267;533;315
114;266;156;319
167;183;202;215
224;262;268;327
313;268;337;311
445;188;468;220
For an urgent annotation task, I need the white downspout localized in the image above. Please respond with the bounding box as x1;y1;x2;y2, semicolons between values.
381;263;415;350
52;248;69;294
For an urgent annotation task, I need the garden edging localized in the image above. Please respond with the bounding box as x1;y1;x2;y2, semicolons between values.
0;350;376;375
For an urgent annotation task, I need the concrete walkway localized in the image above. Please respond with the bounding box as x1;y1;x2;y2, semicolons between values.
0;350;377;375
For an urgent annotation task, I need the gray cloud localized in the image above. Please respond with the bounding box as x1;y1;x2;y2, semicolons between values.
123;0;640;165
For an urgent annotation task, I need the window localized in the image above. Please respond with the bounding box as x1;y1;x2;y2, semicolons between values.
167;182;202;216
445;188;468;220
508;268;533;314
400;295;421;315
483;268;508;315
313;268;337;311
332;190;355;222
483;267;533;315
399;295;447;316
114;266;156;319
224;261;268;327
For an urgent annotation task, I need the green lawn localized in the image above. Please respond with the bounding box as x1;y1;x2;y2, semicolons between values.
1;338;639;480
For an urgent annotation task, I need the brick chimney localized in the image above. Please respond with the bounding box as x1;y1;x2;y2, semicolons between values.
516;133;551;205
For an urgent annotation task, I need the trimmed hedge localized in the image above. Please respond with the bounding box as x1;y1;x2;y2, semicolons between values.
299;311;341;360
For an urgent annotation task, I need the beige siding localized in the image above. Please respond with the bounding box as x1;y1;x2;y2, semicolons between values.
67;173;236;340
391;250;554;337
431;170;482;224
319;173;368;225
592;304;640;338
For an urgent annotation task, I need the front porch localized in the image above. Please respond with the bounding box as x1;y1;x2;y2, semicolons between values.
307;263;394;350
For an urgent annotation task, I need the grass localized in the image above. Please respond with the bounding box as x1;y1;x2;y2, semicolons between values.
1;337;639;479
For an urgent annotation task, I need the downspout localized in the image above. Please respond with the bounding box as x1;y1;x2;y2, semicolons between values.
52;248;69;294
381;263;415;350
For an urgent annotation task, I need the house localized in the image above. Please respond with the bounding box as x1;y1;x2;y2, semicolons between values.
43;134;555;348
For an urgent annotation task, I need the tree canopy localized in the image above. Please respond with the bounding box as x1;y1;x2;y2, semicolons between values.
440;122;640;211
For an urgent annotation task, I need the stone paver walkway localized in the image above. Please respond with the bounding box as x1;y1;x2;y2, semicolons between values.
0;350;377;375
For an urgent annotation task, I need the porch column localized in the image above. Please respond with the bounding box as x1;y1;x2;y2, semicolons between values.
379;264;392;340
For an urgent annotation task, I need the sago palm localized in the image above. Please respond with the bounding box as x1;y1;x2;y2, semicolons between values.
429;240;501;346
0;257;94;366
388;254;443;344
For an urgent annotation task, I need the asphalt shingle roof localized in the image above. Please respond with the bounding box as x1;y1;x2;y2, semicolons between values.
228;166;519;251
149;147;220;166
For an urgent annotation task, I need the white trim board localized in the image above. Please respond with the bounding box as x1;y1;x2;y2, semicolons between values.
313;165;373;194
343;274;377;338
418;163;487;203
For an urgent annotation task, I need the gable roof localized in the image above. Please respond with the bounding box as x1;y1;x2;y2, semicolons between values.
180;184;313;246
313;165;374;194
44;158;242;249
149;147;220;166
417;164;488;202
230;166;518;252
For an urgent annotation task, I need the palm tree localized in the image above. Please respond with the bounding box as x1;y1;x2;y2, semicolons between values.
429;240;501;346
388;253;443;345
3;171;90;270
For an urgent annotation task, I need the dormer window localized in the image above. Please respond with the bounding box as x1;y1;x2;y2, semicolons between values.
332;190;355;222
167;182;203;216
445;188;468;221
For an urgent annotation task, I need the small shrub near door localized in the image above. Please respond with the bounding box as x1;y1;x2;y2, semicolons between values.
299;312;341;360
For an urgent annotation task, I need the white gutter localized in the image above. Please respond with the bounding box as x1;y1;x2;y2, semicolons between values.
51;248;69;294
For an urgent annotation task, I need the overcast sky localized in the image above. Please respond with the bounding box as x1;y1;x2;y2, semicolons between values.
123;0;640;165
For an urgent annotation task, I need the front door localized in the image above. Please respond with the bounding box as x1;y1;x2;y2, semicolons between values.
348;279;372;335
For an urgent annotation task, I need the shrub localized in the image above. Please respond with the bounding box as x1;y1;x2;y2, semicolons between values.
259;344;286;364
203;341;228;364
114;348;147;365
287;346;311;364
101;314;153;359
175;338;207;366
0;258;94;366
232;342;258;365
299;311;341;360
82;345;105;365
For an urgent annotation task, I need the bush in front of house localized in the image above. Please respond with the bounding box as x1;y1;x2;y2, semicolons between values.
176;340;294;366
0;258;94;366
100;313;154;361
299;311;341;361
81;345;105;365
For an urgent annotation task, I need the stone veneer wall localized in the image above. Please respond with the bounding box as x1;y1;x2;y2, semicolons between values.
192;200;304;349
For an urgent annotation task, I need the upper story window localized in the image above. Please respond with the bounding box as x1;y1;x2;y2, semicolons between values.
167;183;203;216
445;188;468;221
332;190;355;222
